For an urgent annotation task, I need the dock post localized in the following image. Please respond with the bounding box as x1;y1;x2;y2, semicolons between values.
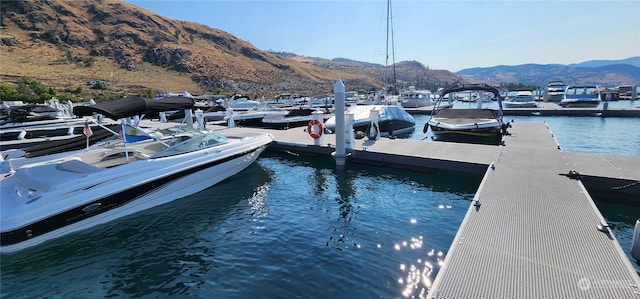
602;93;611;118
333;79;349;166
195;108;205;131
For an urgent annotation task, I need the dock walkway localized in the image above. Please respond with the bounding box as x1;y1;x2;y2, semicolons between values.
215;121;640;298
428;122;640;298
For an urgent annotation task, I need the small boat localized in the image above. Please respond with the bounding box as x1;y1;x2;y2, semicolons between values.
400;86;434;108
503;90;538;108
560;85;602;108
542;81;566;103
0;97;274;253
425;83;506;145
324;104;415;138
261;107;333;130
0;103;98;141
226;103;289;127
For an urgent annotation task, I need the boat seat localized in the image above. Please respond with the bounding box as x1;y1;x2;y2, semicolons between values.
14;158;102;193
55;158;102;173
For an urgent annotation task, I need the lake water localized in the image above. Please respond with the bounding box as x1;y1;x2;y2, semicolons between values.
2;101;639;298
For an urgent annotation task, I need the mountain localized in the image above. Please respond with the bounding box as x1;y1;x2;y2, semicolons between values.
569;57;640;68
456;57;640;87
0;0;458;101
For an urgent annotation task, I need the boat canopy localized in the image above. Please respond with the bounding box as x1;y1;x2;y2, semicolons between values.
73;96;194;120
440;83;502;99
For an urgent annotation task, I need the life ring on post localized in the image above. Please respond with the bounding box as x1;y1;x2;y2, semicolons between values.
307;119;323;139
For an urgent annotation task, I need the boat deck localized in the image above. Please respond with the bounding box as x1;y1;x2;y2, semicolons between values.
213;120;640;298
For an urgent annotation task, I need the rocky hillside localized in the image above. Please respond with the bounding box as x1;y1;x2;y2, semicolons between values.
0;0;459;99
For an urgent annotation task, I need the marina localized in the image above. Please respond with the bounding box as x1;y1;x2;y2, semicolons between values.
1;97;639;298
209;102;640;298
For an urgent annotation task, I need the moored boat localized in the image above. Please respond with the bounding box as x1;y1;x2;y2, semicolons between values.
324;104;415;138
560;85;602;108
400;86;434;108
0;96;274;253
542;81;566;103
425;83;507;145
503;89;538;108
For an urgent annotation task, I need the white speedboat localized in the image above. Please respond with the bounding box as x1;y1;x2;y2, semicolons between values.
226;103;289;127
560;85;602;108
400;86;434;108
0;98;274;253
261;107;333;130
504;90;538;108
324;104;415;138
542;81;566;103
426;83;506;145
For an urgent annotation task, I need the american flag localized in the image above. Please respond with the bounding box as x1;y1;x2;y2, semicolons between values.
83;120;93;138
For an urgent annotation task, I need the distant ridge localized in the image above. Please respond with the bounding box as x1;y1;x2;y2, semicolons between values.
569;57;640;68
457;57;640;86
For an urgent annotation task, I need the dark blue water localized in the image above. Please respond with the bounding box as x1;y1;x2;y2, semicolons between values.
2;102;639;297
0;153;482;298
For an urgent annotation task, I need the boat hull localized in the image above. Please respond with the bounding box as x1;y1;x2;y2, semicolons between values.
559;100;601;108
353;120;415;137
0;135;271;253
429;124;503;145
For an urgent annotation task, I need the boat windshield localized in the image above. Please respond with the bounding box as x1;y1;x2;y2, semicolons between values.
151;130;229;158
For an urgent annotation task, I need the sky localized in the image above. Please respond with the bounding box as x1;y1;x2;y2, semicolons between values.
126;0;640;72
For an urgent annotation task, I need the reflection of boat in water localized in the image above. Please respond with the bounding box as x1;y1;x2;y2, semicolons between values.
324;105;415;137
426;83;506;145
504;90;538;108
0;97;274;253
560;85;601;108
542;81;566;102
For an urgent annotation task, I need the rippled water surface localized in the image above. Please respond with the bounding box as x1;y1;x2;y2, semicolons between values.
2;101;639;297
1;153;482;298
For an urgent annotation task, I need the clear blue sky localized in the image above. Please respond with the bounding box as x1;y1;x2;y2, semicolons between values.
126;0;639;72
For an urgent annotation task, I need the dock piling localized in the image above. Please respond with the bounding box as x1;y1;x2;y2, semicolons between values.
333;79;348;166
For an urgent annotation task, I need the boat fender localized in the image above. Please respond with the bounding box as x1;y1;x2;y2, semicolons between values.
17;130;27;140
632;219;640;263
422;123;429;134
366;123;379;140
307;119;323;139
386;120;394;138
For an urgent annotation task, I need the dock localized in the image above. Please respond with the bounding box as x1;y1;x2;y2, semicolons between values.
404;102;640;117
214;120;640;298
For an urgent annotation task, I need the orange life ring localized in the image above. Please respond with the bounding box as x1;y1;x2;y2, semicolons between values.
307;119;323;139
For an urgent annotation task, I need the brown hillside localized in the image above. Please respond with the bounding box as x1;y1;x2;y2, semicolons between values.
0;0;459;99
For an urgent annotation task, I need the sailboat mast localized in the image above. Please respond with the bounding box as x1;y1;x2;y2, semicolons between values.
385;0;397;95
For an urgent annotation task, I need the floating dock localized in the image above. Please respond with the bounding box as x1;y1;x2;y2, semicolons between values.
214;120;640;298
404;102;640;117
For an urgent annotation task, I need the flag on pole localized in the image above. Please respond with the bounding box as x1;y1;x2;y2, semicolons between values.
83;120;93;138
120;123;151;143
